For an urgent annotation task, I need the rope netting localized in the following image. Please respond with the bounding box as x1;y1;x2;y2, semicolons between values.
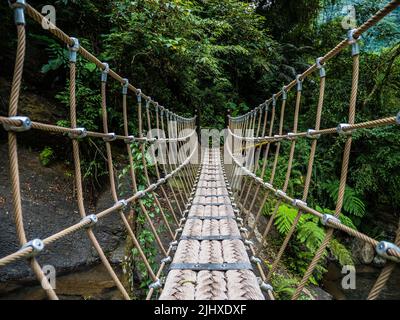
225;0;400;300
0;1;198;300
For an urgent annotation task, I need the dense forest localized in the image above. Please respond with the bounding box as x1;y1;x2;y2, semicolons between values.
0;0;399;299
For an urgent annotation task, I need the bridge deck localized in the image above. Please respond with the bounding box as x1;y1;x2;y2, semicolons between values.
159;148;264;300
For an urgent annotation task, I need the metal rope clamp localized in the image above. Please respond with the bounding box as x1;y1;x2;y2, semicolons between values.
264;182;273;190
337;123;352;135
149;278;162;290
348;29;361;56
117;199;128;209
3;116;31;132
275;189;286;198
396;111;400;125
240;227;248;233
258;278;273;293
20;238;44;258
321;214;340;227
68;127;87;139
306;129;320;140
103;132;116;142
375;241;400;263
122;78;129;95
124;135;134;144
161;256;172;264
136;190;146;199
67;37;80;63
272;94;277;107
81;214;98;228
244;239;254;246
287;132;296;141
316;57;326;78
282;86;288;101
9;0;26;25
296;74;303;92
250;256;262;264
292;199;307;208
101;62;109;82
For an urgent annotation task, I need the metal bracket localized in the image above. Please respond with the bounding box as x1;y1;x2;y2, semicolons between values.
169;262;253;271
81;214;98;228
9;0;26;25
264;182;273;189
68;37;80;63
2;116;31;132
180;235;242;241
175;227;183;233
321;214;340;227
244;239;254;246
250;256;262;264
240;227;248;233
122;78;129;95
20;238;44;257
337;123;352;135
296;74;303;91
101;62;109;82
376;241;400;263
348;29;361;56
316;57;326;78
103;132;116;142
306;129;320;139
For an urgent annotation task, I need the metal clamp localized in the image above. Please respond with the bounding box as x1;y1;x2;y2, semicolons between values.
259;280;273;292
103;132;116;142
101;63;110;82
316;57;326;78
136;89;142;103
124;135;134;144
396;111;400;125
292;199;307;208
148;278;162;290
117;199;128;209
287;132;296;141
136;191;146;199
321;214;340;227
240;227;248;233
9;0;26;25
20;239;44;257
176;227;183;233
375;241;400;263
235;217;244;223
250;256;262;264
272;94;277;107
296;74;303;91
337;123;352;135
348;29;361;56
161;256;172;264
244;239;254;246
67;37;80;63
264;182;273;189
281;86;288;101
68;127;87;139
306;129;320;139
81;214;98;228
3;116;31;132
275;189;286;198
122;78;129;95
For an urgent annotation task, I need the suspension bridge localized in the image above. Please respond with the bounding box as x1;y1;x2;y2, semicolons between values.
0;0;399;300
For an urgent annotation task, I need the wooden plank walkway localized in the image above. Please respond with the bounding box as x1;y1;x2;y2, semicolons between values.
160;148;264;300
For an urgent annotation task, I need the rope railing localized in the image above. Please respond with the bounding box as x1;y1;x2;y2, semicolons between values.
0;0;199;300
225;0;400;301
